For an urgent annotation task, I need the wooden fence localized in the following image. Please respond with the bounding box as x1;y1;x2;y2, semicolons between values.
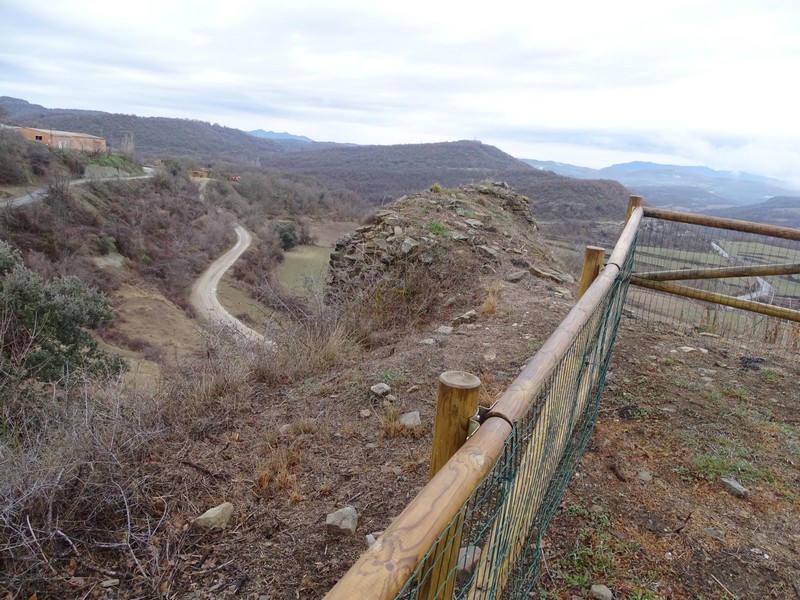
324;201;642;599
324;197;800;599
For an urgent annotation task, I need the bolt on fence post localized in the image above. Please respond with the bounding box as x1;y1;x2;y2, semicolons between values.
626;195;643;223
420;371;481;600
577;246;606;300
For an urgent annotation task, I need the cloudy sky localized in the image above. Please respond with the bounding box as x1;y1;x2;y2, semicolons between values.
2;0;799;183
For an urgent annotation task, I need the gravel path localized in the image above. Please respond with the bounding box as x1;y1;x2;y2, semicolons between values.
190;225;270;344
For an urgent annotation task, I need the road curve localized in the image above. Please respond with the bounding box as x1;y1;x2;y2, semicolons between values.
1;168;155;209
191;225;270;344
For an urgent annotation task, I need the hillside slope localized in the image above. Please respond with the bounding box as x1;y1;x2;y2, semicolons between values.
710;195;800;228
2;97;629;220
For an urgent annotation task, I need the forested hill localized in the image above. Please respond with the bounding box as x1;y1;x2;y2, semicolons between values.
1;96;630;219
265;140;630;217
0;96;301;159
710;196;800;229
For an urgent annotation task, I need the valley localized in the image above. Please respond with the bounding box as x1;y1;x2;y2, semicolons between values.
0;108;798;600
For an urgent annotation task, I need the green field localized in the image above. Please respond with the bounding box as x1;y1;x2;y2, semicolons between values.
274;245;331;295
636;240;800;300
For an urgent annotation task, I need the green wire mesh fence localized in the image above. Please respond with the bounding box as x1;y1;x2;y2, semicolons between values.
628;211;800;353
392;245;634;600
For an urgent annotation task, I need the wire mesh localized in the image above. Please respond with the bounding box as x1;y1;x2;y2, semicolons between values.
629;216;800;353
392;245;635;600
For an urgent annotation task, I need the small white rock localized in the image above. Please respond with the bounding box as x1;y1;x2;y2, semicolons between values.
399;411;421;427
326;506;358;536
370;383;391;396
589;583;613;600
193;502;234;530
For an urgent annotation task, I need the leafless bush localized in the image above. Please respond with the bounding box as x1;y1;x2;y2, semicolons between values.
97;327;162;359
250;286;354;385
0;374;174;597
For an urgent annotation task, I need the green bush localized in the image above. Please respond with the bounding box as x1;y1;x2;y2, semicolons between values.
97;233;117;255
0;129;29;184
275;222;300;251
0;239;125;383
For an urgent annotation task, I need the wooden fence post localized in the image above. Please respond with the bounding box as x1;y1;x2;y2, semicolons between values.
577;246;606;300
420;371;481;600
626;195;643;222
430;371;481;477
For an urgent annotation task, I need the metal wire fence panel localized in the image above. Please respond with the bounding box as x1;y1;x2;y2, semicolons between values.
629;215;800;353
391;244;635;600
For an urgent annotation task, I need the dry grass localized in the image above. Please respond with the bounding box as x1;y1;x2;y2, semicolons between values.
480;282;504;316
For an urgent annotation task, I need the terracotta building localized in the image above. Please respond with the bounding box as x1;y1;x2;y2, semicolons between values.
3;125;106;152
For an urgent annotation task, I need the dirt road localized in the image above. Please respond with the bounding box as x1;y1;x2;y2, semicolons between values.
1;168;154;209
190;225;270;344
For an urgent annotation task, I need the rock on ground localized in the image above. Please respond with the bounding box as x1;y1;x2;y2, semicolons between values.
589;583;613;600
193;502;234;530
326;506;358;536
456;546;482;574
399;411;421;427
720;476;749;498
370;383;391;397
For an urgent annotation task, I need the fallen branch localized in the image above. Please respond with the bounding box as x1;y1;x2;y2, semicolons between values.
180;460;224;479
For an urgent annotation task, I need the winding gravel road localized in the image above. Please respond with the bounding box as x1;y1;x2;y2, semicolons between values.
190;225;270;344
3;169;267;344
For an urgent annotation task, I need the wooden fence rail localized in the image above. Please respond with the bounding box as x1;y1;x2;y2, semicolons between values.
634;205;800;323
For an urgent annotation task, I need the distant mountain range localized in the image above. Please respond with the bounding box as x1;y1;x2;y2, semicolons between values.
523;159;799;210
248;129;314;143
4;96;796;226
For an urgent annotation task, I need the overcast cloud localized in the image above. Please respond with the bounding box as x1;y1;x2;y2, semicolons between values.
2;0;799;184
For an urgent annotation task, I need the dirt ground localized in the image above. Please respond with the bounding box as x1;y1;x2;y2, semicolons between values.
536;319;799;599
24;201;796;599
120;270;798;600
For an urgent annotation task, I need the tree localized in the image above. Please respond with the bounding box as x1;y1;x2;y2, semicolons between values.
275;222;300;250
0;240;125;383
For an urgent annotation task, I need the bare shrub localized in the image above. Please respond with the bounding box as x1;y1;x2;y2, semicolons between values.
97;327;162;359
0;375;172;597
329;258;452;347
249;297;354;385
159;328;255;429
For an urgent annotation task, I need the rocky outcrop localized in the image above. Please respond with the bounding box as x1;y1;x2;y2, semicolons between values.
326;181;548;304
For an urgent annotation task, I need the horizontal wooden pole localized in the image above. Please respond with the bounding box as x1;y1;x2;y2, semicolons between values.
642;206;800;242
488;206;642;424
324;418;513;600
635;262;800;282
326;206;645;600
630;276;800;322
